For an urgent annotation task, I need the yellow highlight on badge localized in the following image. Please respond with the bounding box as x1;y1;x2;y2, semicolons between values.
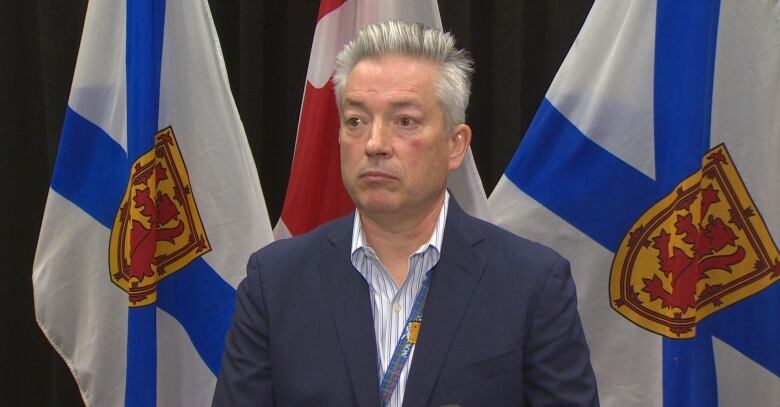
108;127;211;306
610;144;779;338
408;321;421;345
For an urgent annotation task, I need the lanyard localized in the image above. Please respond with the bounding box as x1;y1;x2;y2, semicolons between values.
378;274;432;407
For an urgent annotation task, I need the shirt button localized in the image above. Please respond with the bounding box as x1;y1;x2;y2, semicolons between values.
393;304;401;313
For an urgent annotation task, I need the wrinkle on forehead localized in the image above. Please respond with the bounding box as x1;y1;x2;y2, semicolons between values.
343;56;439;106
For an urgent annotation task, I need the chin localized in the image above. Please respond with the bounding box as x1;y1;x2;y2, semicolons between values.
354;193;401;215
358;200;399;215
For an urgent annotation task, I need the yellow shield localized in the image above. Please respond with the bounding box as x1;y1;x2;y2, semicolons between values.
610;144;779;338
109;127;211;306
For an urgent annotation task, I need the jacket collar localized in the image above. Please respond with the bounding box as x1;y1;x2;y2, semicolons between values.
402;199;487;407
319;212;380;407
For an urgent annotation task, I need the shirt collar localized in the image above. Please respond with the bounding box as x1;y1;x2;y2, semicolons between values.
351;191;450;257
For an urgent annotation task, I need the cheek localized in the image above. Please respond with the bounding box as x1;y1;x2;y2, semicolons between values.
339;139;360;163
408;138;449;162
405;139;425;166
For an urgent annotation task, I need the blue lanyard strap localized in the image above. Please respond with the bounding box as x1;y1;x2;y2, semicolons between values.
378;274;432;406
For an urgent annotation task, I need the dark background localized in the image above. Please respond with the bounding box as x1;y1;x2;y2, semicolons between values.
0;0;592;405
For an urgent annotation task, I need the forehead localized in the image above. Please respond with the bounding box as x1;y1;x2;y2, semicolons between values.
343;55;440;103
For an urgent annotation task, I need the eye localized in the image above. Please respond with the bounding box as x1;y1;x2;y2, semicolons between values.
345;117;363;127
398;116;417;127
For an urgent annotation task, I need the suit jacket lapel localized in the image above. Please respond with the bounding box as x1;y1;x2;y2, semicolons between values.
402;202;487;407
318;216;380;407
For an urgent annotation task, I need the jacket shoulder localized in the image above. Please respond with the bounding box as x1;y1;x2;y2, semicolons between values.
246;214;353;276
469;215;566;271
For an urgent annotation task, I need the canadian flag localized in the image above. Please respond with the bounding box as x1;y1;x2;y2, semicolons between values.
275;0;490;238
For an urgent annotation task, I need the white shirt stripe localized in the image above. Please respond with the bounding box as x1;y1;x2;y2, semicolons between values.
350;192;449;407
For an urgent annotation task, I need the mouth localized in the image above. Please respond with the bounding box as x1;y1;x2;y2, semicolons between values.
359;169;398;183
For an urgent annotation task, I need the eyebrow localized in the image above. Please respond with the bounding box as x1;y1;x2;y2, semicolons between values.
343;98;366;110
342;98;423;111
389;100;423;110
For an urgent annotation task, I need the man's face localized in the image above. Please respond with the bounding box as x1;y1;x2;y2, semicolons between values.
339;55;469;220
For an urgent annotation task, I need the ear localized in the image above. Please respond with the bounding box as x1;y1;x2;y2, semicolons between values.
447;123;472;171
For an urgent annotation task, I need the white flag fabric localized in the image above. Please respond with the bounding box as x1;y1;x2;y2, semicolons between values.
275;0;490;238
489;0;780;406
32;0;273;405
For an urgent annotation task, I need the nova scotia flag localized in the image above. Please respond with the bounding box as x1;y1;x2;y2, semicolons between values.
32;1;273;405
489;0;780;405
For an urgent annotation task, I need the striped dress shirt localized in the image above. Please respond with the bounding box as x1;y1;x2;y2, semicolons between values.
350;192;449;407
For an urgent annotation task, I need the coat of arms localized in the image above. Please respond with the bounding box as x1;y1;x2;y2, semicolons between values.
109;127;210;306
610;144;779;338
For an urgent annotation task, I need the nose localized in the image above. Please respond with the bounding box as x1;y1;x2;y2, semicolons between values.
365;121;392;157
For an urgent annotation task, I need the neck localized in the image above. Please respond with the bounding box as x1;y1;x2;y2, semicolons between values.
359;194;445;286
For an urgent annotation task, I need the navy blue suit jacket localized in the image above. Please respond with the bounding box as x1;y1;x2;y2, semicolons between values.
213;200;598;406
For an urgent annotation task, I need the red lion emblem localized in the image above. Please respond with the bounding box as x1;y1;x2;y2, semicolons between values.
109;127;210;306
610;144;779;338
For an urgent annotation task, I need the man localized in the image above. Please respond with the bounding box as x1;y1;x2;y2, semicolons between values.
214;20;598;407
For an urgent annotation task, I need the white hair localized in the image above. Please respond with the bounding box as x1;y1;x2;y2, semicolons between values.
332;20;474;130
